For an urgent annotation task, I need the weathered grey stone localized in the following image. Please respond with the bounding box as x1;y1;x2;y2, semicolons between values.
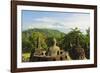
48;38;60;56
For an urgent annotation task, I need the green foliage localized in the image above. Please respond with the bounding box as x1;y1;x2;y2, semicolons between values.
61;27;90;51
22;32;32;53
22;28;65;53
22;27;90;59
22;53;30;62
22;31;48;53
29;32;46;48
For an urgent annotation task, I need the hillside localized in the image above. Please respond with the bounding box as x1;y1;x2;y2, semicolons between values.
22;28;66;38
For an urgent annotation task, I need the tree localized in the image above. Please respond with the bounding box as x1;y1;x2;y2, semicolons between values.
84;28;90;59
22;32;31;53
60;27;90;59
61;27;85;51
29;32;47;50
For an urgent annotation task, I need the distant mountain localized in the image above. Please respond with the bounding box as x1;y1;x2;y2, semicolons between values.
22;28;66;38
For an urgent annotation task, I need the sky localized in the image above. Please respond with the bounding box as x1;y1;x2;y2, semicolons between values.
22;10;90;34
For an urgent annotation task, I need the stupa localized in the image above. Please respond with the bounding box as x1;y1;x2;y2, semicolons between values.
69;35;87;60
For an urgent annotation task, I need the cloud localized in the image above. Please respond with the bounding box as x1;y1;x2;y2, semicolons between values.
30;17;66;29
22;13;90;34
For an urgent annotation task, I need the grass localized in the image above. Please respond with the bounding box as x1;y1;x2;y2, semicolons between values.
22;52;30;62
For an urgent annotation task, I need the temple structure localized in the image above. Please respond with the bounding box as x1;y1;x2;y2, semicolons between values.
69;36;87;60
30;37;71;61
29;36;86;62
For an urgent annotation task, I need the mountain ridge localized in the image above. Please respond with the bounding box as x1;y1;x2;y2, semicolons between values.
22;28;66;38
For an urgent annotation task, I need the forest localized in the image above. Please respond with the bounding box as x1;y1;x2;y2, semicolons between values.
22;27;90;62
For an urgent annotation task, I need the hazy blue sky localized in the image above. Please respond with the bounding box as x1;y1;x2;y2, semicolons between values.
22;10;90;34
